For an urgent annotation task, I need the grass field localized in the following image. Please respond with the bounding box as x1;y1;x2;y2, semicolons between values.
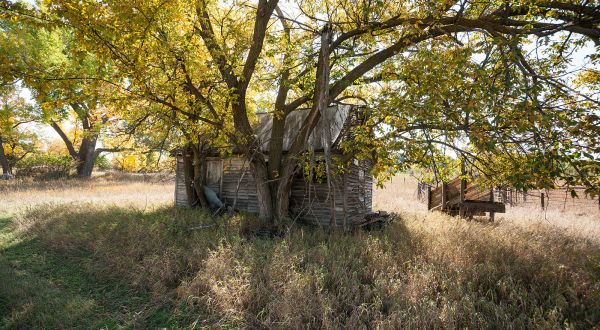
1;174;599;328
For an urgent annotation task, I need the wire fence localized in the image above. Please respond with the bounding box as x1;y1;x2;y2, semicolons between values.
417;182;600;212
501;187;600;212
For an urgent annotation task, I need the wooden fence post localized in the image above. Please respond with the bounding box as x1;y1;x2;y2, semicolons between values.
427;186;432;210
489;188;495;222
441;182;448;212
541;192;545;209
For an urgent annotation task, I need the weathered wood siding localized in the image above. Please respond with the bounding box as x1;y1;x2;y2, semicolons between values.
175;157;188;206
206;157;260;213
289;160;372;226
174;156;373;225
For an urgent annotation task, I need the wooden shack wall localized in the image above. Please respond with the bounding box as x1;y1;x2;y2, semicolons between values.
175;156;259;211
289;160;372;226
208;157;260;213
175;157;188;206
174;156;373;225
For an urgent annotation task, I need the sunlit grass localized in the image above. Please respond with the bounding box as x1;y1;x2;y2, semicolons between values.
1;172;174;213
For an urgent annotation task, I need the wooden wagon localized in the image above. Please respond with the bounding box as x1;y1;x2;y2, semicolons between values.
426;177;505;220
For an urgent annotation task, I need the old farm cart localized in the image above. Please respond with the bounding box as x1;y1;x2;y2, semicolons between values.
424;177;506;220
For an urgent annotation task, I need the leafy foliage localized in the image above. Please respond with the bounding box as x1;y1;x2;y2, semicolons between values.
0;84;39;171
1;5;127;177
16;153;72;177
1;0;598;213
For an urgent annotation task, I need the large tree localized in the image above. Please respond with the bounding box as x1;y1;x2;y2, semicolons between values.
6;0;598;220
1;6;124;177
359;40;600;193
0;84;38;178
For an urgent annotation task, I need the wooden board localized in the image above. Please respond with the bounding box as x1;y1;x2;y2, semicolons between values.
462;200;506;213
175;158;188;206
429;178;499;210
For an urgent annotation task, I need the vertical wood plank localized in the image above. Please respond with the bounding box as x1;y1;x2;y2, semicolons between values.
459;180;466;217
541;192;545;209
489;188;495;222
219;159;224;196
459;160;466;217
183;151;197;207
441;182;448;212
427;185;432;210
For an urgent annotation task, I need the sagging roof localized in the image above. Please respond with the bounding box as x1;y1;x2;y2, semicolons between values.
254;104;351;152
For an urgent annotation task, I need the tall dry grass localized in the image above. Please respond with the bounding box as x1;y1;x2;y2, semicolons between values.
2;174;600;328
1;172;174;212
8;204;599;328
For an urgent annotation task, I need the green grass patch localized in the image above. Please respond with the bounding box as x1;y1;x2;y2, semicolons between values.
0;211;192;329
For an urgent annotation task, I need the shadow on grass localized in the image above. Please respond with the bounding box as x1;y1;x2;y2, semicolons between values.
0;211;194;329
2;204;600;328
1;204;419;329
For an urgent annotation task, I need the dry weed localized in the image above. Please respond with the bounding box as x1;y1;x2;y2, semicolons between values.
2;175;599;328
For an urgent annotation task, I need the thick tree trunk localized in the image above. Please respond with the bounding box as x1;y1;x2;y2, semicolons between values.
229;90;278;221
315;25;335;227
273;158;297;220
0;136;13;179
50;120;100;178
76;137;98;178
267;115;292;221
183;148;198;207
192;145;209;208
196;0;277;222
267;12;293;221
254;26;335;225
250;158;274;221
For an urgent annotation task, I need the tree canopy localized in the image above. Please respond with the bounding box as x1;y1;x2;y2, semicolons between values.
0;84;39;177
1;0;598;218
0;8;132;177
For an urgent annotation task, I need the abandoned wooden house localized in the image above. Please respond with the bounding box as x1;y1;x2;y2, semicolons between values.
174;105;373;226
425;176;506;220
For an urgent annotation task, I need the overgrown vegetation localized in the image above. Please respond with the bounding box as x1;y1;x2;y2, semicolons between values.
2;1;599;218
1;0;598;326
14;154;71;178
2;200;599;328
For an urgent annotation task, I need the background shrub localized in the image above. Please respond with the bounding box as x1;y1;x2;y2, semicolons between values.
15;154;73;179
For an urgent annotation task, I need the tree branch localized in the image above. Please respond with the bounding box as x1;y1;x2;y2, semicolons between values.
50;120;78;159
242;0;279;84
93;147;133;158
